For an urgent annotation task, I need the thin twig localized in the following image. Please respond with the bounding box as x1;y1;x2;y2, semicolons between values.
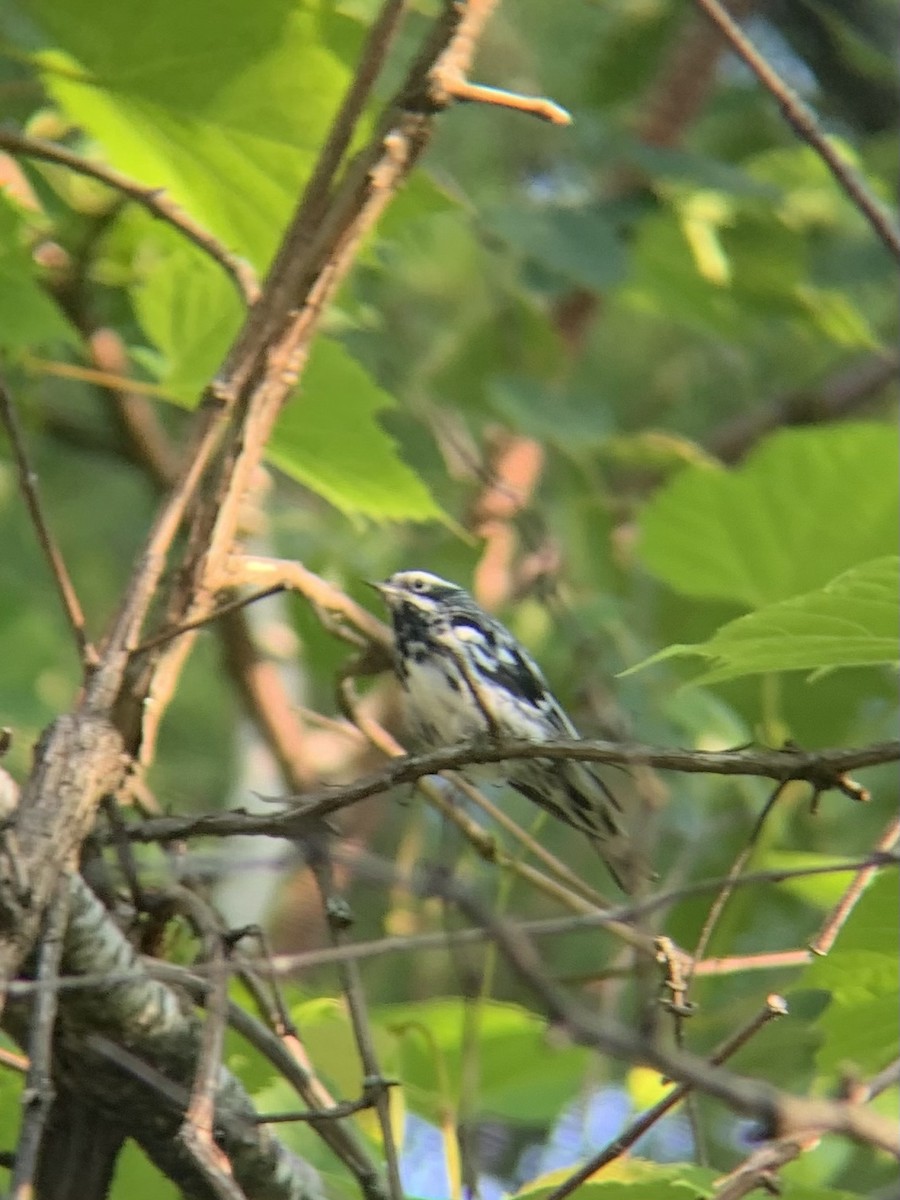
811;812;900;955
10;878;70;1200
436;871;900;1158
712;1133;819;1200
438;80;571;124
0;128;260;302
0;373;96;666
310;855;403;1200
692;0;900;261
336;679;650;949
228;555;393;657
180;938;231;1157
254;1099;374;1124
5;852;892;1001
428;0;570;125
284;0;411;235
150;963;386;1197
688;781;789;984
709;351;900;464
544;994;788;1200
450;773;610;909
135;585;288;653
0;1047;29;1073
863;1058;900;1101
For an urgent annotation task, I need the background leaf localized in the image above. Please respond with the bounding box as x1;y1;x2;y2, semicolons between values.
627;556;899;683
638;423;898;609
269;338;444;523
27;0;358;267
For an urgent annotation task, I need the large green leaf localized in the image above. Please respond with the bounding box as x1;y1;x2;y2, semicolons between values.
20;0;359;267
129;224;244;401
795;873;899;1075
129;228;441;522
626;557;899;684
638;423;899;609
377;997;591;1124
269;338;443;523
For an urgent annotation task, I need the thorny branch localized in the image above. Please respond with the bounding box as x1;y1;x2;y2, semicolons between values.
437;872;900;1159
544;994;789;1200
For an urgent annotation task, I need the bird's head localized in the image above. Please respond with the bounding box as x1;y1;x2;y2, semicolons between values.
369;570;467;620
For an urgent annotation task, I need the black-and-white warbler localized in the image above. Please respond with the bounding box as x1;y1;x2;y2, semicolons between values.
372;569;636;891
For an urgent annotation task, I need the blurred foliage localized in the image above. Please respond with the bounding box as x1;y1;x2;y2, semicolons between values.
0;0;897;1197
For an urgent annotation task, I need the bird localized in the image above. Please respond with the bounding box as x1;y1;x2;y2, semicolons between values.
371;569;636;891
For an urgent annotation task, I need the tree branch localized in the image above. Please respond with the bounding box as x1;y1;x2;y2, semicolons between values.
0;373;96;666
3;872;326;1200
692;0;900;260
438;871;900;1158
116;736;898;844
544;994;788;1200
708;350;900;464
0;127;260;303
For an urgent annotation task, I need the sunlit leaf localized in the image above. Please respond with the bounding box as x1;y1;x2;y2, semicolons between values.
798;874;900;1075
516;1159;718;1198
378;997;591;1124
625;557;899;684
638;424;899;609
26;0;359;267
269;338;444;523
129;228;442;522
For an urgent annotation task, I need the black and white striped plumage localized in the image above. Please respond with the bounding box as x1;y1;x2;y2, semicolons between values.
373;569;635;891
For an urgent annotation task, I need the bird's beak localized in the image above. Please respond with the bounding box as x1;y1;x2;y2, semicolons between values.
363;579;390;597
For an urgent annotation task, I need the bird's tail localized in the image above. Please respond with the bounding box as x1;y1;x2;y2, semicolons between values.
509;758;639;892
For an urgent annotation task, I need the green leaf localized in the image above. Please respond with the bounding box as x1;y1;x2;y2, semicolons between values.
129;224;244;402
128;228;441;522
638;423;899;609
24;0;359;267
483;203;629;292
378;997;591;1124
625;557;899;684
808;950;900;1074
269;338;444;523
109;1142;180;1200
794;874;899;1076
517;1160;718;1198
0;195;76;352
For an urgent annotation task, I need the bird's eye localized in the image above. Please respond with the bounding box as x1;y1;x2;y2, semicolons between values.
411;578;426;593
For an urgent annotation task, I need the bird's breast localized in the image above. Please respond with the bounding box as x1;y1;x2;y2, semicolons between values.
399;651;487;748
